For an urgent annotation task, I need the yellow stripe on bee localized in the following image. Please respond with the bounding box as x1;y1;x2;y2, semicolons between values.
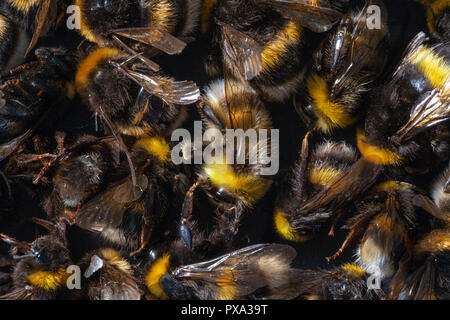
375;180;411;192
204;163;271;204
145;254;170;299
200;0;218;33
75;0;106;45
27;268;68;290
356;129;402;165
134;136;171;162
306;74;357;132
308;166;343;187
415;228;450;255
262;21;303;71
75;47;121;93
216;269;237;300
274;208;309;242
341;263;366;277
410;46;450;89
7;0;40;13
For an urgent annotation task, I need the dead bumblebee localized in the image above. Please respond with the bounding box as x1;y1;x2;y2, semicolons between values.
79;248;141;300
0;47;75;162
274;135;358;242
145;243;303;300
296;262;385;300
0;218;72;300
40;133;191;255
76;0;201;58
0;10;29;75
396;164;450;300
301;0;388;133
75;46;199;186
201;0;345;101
179;78;274;249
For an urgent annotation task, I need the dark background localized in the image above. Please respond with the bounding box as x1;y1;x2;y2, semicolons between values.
0;0;434;273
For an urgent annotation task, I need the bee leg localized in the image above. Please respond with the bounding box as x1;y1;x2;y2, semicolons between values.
293;130;312;199
180;178;207;249
130;224;151;257
328;209;344;236
326;210;377;262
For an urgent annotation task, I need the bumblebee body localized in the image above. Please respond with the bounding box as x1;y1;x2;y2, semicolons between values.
304;0;388;133
201;0;344;102
296;262;384;300
145;243;302;300
0;220;72;300
76;0;201;48
274;139;358;242
397;165;450;299
0;48;75;161
180;79;274;248
75;47;199;138
359;32;450;170
66;135;190;254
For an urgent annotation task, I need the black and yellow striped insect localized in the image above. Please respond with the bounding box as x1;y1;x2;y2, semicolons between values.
201;0;345;102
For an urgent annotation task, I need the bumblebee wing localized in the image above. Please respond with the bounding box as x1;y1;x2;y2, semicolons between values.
0;129;32;161
413;194;450;223
299;158;381;215
94;281;141;300
172;243;297;298
25;0;55;57
399;258;437;300
75;174;148;231
221;24;263;81
262;0;342;32
392;82;450;144
112;27;186;55
331;0;388;95
116;65;200;105
0;288;32;300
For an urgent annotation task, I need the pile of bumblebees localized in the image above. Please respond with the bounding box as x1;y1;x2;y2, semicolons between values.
0;0;448;300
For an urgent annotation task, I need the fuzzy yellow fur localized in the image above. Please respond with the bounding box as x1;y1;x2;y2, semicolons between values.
410;46;450;89
146;254;170;299
262;21;302;72
27;268;68;290
216;269;237;300
375;180;411;192
356;129;402;165
415;228;450;255
203;163;271;204
307;74;357;132
309;166;343;187
75;47;121;93
7;0;40;13
75;0;106;45
274;208;308;242
341;263;366;277
135;136;171;162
